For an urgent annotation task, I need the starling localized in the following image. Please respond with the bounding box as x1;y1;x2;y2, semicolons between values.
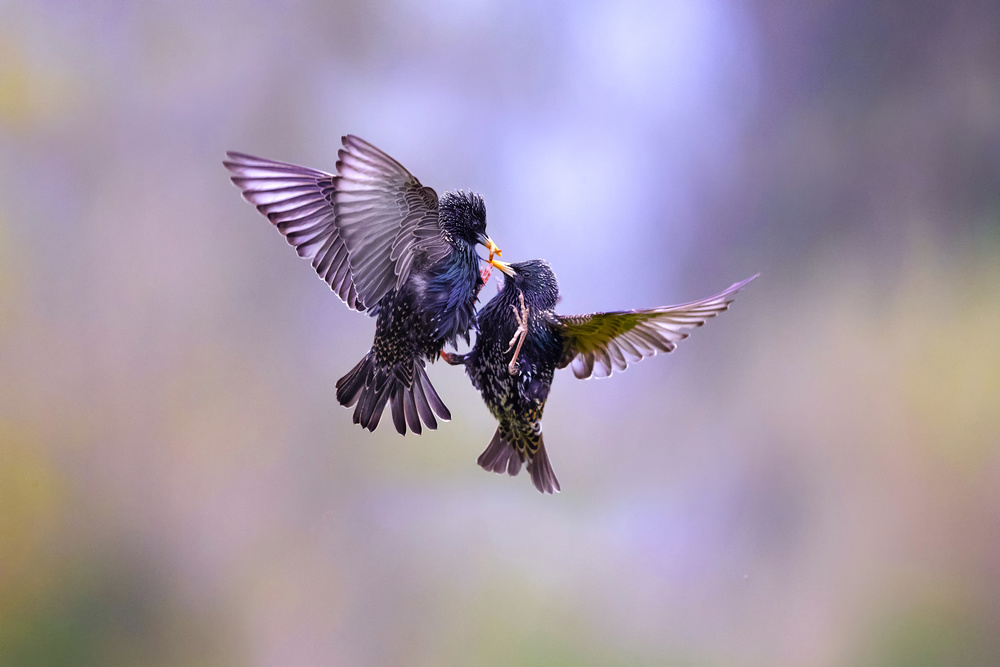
444;259;757;493
224;135;501;435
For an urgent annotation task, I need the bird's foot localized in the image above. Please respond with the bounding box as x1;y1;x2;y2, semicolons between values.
475;264;492;302
440;350;465;366
506;292;529;375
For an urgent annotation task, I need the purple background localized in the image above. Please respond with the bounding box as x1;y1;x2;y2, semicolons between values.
2;1;999;664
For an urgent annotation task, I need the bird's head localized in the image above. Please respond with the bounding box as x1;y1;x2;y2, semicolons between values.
488;258;560;310
439;191;501;260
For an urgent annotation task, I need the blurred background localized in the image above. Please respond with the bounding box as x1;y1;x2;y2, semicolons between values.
2;0;999;665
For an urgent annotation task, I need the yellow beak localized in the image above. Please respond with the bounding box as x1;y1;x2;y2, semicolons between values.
489;257;516;277
483;236;501;262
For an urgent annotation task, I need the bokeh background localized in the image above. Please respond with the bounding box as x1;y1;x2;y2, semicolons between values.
2;0;999;665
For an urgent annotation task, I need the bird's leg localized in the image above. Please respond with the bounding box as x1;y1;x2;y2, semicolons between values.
506;292;529;375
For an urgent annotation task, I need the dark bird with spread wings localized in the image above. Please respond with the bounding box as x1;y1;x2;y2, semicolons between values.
444;259;757;493
224;136;501;435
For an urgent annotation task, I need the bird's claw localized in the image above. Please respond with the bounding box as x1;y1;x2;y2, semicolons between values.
506;292;529;375
440;349;464;365
474;256;494;303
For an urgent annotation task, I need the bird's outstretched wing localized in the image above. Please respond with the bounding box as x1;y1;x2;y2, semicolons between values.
332;135;449;308
224;135;448;311
224;150;362;309
557;275;758;379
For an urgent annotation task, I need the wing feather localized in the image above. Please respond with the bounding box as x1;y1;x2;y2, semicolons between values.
332;136;447;307
224;135;447;312
558;275;758;379
224;151;362;310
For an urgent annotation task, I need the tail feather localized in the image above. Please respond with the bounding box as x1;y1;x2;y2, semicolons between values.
336;352;448;435
418;368;451;421
355;375;381;428
412;376;438;430
362;382;391;431
477;429;523;476
335;355;370;408
402;386;421;434
526;437;560;494
389;384;407;435
477;427;560;493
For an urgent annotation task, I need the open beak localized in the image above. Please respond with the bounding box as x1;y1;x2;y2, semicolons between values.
489;257;516;277
477;233;502;262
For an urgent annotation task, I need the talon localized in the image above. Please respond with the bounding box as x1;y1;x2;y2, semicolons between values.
506;292;529;375
474;264;492;302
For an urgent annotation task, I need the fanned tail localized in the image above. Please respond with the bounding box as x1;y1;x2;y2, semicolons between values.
477;428;560;494
335;352;451;435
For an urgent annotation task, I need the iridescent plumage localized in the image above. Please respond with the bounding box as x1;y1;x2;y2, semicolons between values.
225;135;500;435
447;259;757;493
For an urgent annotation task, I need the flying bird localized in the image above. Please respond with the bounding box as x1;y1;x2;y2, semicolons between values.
224;135;501;435
444;259;757;493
